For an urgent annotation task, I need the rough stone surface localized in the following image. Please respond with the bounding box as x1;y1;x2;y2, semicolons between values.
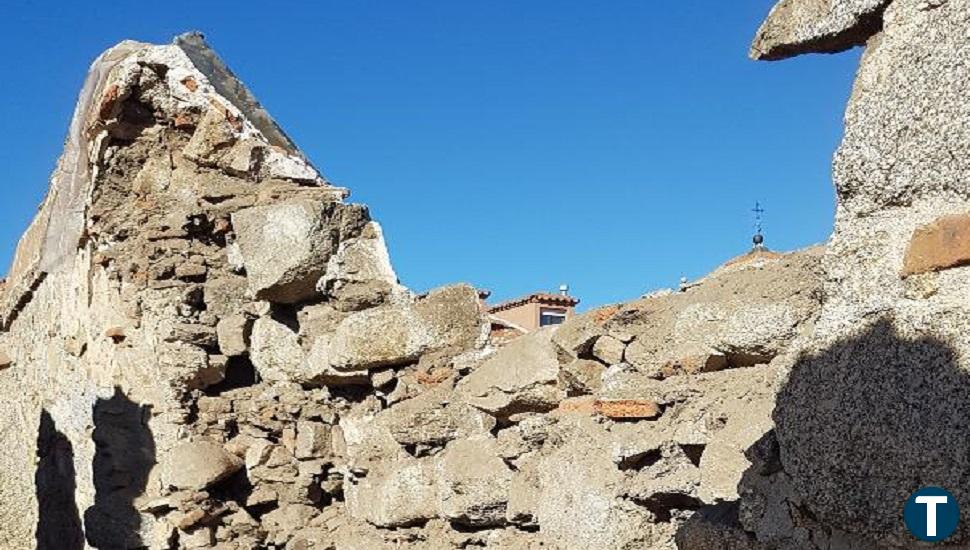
750;0;888;60
591;334;625;365
344;457;439;528
249;316;305;383
328;284;487;371
294;421;331;460
215;313;250;357
232;200;367;304
379;387;495;453
559;358;605;395
726;1;970;548
457;328;566;418
160;440;244;490
599;247;824;379
317;221;401;311
436;437;512;527
533;425;654;549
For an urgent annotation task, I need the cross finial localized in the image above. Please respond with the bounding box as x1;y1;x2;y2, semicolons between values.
752;202;766;250
752;201;764;233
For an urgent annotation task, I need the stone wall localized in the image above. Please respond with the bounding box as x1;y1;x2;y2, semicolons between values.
678;1;970;548
0;32;834;549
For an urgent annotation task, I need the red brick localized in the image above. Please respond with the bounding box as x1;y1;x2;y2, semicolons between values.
553;397;597;416
593;399;661;419
903;213;970;277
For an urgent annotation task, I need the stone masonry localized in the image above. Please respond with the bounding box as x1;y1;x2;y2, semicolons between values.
0;29;877;550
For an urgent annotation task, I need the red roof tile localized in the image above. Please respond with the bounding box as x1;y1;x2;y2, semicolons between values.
488;292;579;313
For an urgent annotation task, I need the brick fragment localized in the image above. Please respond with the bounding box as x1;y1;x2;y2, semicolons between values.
902;213;970;277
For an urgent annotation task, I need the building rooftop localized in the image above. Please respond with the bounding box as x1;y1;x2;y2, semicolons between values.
488;292;580;313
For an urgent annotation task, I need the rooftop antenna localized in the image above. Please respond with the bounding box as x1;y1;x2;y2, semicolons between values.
752;201;766;251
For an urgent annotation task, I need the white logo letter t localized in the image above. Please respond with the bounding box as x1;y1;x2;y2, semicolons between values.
916;496;949;537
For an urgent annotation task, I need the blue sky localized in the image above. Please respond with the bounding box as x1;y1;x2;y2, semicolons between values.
1;1;860;309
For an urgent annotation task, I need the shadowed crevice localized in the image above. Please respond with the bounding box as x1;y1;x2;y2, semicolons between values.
83;387;156;549
35;410;84;550
677;318;970;547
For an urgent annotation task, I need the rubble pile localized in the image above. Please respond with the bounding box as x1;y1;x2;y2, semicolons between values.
9;0;965;543
0;32;832;549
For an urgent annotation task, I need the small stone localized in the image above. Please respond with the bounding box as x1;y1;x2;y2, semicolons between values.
303;336;370;386
177;525;214;549
551;314;606;359
380;387;495;451
317;222;400;311
175;262;207;280
370;368;395;389
173;112;195;129
0;351;11;370
137;496;176;514
245;439;273;471
295;421;332;460
174;509;207;530
559;359;605;395
213;217;231;234
262;504;319;534
660;353;729;378
344;458;439;527
250;317;305;382
160;439;244;490
216;314;251;357
183;103;239;165
105;326;126;342
247;486;278;507
592;335;626;365
261;148;321;183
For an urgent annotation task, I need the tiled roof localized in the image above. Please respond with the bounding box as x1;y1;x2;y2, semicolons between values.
489;292;579;313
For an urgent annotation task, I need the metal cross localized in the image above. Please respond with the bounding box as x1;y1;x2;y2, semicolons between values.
752;201;764;235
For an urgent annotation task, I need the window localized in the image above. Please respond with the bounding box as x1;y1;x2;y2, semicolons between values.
539;308;567;327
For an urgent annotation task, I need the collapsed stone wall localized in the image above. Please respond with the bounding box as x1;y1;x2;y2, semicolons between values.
0;33;833;549
677;1;970;549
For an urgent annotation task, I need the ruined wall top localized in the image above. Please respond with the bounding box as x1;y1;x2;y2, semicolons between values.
1;33;335;329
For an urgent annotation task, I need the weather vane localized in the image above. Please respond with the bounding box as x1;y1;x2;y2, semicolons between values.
752;201;765;250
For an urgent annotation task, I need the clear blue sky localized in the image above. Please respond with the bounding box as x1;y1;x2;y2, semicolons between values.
1;1;859;309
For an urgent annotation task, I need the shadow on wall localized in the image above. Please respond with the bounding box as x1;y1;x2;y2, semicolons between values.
83;387;156;549
35;410;84;550
676;318;970;547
